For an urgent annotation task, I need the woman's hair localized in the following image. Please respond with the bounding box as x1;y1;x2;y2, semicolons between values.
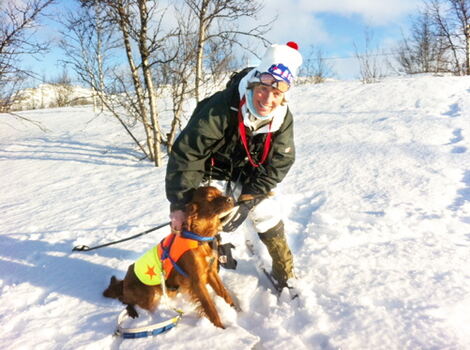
247;82;288;105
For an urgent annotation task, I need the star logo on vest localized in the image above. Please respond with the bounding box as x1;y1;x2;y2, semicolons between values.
145;264;157;279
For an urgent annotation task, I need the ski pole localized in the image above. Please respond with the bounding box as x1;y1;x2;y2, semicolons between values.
72;222;170;252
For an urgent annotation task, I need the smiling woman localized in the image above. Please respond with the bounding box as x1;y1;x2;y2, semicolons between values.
251;84;285;117
166;41;303;291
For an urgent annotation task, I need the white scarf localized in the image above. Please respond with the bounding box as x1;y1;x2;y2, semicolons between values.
238;69;288;135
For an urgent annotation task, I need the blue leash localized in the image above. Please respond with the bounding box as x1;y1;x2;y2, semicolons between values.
180;230;215;242
116;309;183;339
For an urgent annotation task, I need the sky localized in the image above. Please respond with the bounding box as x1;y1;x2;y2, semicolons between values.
259;0;422;79
21;0;423;83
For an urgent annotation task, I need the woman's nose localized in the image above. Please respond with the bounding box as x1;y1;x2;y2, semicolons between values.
261;89;275;104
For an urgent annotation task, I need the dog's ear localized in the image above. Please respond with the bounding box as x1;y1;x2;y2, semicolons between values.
185;203;198;229
186;203;198;216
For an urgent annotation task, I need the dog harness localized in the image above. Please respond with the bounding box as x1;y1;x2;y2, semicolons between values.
134;232;213;285
157;233;199;279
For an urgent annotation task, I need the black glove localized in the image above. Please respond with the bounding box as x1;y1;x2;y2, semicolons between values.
221;193;269;232
221;202;251;232
217;243;237;269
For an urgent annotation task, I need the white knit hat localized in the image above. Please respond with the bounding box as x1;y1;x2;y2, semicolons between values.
238;41;303;123
254;41;303;85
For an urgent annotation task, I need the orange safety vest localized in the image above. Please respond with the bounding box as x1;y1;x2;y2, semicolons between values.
134;233;205;286
157;233;199;279
134;233;200;286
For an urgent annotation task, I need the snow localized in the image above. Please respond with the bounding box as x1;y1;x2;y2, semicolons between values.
1;75;469;349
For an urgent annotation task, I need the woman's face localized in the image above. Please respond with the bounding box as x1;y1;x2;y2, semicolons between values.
252;84;284;117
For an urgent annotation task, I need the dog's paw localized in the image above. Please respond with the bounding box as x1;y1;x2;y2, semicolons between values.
126;305;139;319
231;302;242;312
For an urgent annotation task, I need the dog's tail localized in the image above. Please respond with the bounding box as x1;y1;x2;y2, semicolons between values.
103;276;123;299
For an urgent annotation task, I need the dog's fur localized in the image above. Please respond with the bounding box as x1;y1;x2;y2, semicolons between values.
103;186;236;328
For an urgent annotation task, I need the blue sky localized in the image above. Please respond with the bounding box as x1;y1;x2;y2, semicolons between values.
23;0;423;83
259;0;423;79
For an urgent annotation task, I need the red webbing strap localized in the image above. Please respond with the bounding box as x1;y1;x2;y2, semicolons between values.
238;96;272;168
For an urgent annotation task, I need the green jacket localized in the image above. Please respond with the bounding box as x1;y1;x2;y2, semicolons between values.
165;72;296;209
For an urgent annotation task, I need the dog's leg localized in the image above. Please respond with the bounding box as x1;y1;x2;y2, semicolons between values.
126;304;139;318
121;265;162;315
207;271;234;304
191;280;225;328
207;271;240;311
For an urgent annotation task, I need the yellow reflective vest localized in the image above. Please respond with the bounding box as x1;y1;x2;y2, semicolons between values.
134;246;163;286
134;233;199;286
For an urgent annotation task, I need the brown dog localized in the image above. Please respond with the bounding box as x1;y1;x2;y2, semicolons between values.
103;186;236;328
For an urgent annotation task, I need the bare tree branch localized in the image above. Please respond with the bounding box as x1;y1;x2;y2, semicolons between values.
5;111;50;132
183;0;272;101
0;0;55;124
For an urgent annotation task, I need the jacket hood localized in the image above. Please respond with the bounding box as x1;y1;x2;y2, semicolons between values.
238;68;288;134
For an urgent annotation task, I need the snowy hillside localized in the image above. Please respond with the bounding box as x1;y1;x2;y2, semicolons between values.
10;84;94;111
1;75;469;350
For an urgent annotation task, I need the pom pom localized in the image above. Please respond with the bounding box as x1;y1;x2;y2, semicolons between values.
286;41;299;50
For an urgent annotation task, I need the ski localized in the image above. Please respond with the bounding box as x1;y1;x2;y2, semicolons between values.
245;239;277;293
244;239;299;301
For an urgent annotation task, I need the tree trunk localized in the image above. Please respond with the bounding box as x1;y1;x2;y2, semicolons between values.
116;1;155;161
138;0;162;167
195;0;209;102
466;24;470;75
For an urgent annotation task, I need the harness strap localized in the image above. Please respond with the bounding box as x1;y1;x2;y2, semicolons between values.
207;157;215;185
159;234;189;278
238;96;273;168
169;255;189;278
181;230;215;242
159;231;214;279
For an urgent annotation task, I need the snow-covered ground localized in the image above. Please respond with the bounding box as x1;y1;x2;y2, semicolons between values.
1;75;469;349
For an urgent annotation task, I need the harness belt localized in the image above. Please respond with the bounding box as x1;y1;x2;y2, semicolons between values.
118;231;214;339
134;231;216;285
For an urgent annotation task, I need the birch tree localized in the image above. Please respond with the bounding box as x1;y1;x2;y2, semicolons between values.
354;28;383;83
74;0;179;166
59;3;151;158
395;10;447;74
183;0;271;101
0;0;55;112
298;46;335;84
425;0;470;75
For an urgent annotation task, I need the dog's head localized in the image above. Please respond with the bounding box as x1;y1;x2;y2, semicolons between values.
185;186;234;237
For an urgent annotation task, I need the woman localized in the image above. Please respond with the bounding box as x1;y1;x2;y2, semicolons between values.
165;42;303;291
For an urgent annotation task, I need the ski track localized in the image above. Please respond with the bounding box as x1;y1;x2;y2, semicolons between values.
0;75;469;349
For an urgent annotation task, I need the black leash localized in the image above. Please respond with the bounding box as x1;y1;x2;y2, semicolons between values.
72;222;171;252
